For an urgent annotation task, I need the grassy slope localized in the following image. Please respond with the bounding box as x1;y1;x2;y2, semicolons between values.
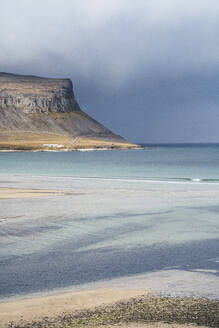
0;131;138;151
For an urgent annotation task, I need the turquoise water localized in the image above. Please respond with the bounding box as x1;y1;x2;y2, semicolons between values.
0;145;219;300
1;144;219;181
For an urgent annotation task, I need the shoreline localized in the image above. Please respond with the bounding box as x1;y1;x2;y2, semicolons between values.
0;288;150;327
0;146;144;152
0;287;218;328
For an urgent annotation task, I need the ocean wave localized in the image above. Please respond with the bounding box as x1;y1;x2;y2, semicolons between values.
9;173;219;185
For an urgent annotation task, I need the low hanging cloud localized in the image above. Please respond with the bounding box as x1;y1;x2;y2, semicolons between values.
1;0;219;88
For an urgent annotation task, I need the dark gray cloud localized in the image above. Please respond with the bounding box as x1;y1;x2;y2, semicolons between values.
1;0;219;142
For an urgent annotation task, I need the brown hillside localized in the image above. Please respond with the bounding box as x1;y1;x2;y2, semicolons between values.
0;73;137;151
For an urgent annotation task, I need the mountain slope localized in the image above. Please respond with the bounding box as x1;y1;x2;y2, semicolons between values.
0;73;137;150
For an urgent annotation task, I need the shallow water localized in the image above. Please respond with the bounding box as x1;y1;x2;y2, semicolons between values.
0;145;219;300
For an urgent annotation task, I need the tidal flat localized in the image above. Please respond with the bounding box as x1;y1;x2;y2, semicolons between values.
0;147;219;326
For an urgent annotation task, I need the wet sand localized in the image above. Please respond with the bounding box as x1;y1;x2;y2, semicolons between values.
0;187;70;199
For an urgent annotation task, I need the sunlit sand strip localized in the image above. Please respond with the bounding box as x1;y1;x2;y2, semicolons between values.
0;288;215;328
0;288;150;327
0;187;72;199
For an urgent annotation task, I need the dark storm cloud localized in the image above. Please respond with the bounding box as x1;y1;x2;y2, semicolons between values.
1;0;219;142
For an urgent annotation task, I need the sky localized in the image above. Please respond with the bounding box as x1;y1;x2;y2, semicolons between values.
1;0;219;143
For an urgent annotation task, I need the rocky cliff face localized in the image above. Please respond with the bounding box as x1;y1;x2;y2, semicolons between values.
0;72;136;150
0;73;80;114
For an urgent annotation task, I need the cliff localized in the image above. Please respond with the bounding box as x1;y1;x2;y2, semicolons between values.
0;73;137;150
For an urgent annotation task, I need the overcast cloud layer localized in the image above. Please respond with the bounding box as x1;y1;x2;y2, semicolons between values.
1;0;219;142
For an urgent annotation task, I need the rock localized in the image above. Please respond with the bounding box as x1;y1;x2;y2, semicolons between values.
0;72;137;150
0;73;79;114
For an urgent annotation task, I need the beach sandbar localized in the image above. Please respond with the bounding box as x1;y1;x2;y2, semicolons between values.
0;187;71;199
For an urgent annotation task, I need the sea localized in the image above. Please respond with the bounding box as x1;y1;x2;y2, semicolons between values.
0;144;219;301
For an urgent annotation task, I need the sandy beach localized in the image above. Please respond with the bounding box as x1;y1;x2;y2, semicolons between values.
0;187;71;199
0;288;150;327
0;288;218;328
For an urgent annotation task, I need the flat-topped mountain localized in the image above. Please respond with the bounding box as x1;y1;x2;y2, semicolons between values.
0;73;137;150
